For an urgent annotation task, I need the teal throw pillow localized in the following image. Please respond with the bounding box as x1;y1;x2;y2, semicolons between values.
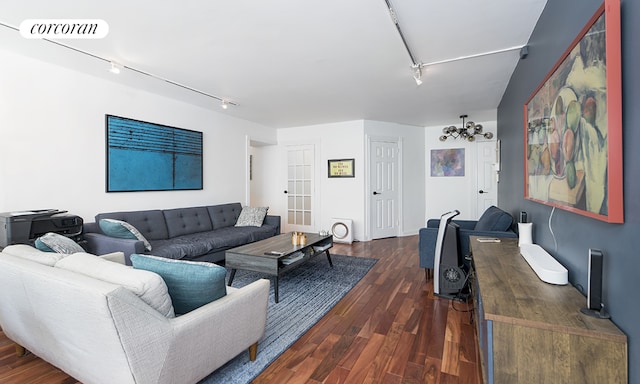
34;232;84;254
130;254;227;315
99;219;152;251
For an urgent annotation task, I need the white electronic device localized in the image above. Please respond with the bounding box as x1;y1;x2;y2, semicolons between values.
519;243;568;285
330;218;353;244
433;210;461;295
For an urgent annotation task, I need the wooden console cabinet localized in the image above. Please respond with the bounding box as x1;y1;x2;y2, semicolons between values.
470;236;627;383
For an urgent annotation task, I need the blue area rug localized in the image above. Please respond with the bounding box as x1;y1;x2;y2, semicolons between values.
199;254;377;384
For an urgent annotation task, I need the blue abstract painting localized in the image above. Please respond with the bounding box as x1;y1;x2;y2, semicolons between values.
106;115;203;192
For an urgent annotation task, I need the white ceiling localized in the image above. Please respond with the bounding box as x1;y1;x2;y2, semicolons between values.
0;0;547;128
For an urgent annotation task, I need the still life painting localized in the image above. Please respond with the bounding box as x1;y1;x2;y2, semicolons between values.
524;0;622;223
431;148;465;177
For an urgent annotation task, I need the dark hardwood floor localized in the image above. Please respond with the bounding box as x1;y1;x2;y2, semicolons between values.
0;235;481;384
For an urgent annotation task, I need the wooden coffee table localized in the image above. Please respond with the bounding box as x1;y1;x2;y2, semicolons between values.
225;232;333;303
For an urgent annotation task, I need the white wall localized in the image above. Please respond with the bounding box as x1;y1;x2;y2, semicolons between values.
276;121;364;238
274;120;425;241
424;119;497;222
0;49;277;222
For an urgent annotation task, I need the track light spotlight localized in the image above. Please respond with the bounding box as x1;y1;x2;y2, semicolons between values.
109;61;121;74
412;64;423;86
221;100;229;109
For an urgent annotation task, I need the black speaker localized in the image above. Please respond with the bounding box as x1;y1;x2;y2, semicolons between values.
580;249;610;318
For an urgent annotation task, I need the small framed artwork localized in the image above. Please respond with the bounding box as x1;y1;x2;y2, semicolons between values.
431;148;465;177
328;159;355;178
524;0;622;223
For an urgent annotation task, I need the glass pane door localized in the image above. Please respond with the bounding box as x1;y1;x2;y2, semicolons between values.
285;145;314;232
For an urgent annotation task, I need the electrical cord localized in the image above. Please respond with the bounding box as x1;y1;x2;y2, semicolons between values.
451;271;474;313
549;206;558;252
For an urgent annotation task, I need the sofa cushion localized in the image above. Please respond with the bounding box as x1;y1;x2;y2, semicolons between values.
55;252;175;317
163;207;213;238
95;210;169;240
474;206;513;232
130;254;227;315
35;232;85;254
148;224;279;260
99;219;153;251
1;244;66;266
235;206;269;227
207;203;243;230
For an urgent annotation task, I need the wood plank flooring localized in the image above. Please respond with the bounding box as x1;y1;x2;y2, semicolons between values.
0;235;481;384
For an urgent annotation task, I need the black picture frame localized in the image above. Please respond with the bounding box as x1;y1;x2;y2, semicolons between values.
328;158;355;178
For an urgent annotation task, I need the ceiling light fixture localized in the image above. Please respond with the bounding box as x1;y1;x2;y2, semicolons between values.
0;22;237;108
440;115;494;142
109;61;121;74
384;0;423;86
412;63;423;86
221;100;229;109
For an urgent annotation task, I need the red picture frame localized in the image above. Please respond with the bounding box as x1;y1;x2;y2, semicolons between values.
523;0;622;223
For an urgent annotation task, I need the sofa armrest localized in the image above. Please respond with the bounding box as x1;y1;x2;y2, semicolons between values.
110;279;270;384
264;215;281;234
459;229;518;259
83;233;145;264
419;225;517;270
99;252;126;265
83;222;101;234
418;227;438;269
453;220;478;230
425;218;476;230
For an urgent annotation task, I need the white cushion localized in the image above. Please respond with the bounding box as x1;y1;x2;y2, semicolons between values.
235;206;268;227
98;251;126;264
1;244;66;266
55;253;174;317
35;232;84;254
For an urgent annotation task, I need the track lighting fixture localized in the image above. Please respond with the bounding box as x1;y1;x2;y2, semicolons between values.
109;61;121;74
221;100;229;109
412;64;423;86
439;115;494;142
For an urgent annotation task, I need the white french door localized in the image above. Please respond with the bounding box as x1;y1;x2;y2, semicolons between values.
475;140;498;217
283;144;315;233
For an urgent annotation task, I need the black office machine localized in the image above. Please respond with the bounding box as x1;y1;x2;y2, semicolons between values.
0;209;83;248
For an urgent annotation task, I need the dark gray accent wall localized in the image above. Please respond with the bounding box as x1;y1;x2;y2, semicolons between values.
498;0;637;381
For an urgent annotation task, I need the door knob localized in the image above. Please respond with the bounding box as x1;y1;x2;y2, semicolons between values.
479;190;487;194
284;190;288;194
373;191;380;195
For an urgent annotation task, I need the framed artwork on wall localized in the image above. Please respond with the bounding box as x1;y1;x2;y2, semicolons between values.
430;148;465;177
106;115;203;192
523;0;622;223
328;158;355;178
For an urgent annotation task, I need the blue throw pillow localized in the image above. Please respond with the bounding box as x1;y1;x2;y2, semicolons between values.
130;254;227;315
99;219;152;251
474;206;513;231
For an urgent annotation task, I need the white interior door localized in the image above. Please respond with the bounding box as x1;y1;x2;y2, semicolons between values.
370;140;399;239
476;140;498;216
283;144;315;233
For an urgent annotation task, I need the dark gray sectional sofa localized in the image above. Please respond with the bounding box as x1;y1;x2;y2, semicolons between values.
83;203;280;264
